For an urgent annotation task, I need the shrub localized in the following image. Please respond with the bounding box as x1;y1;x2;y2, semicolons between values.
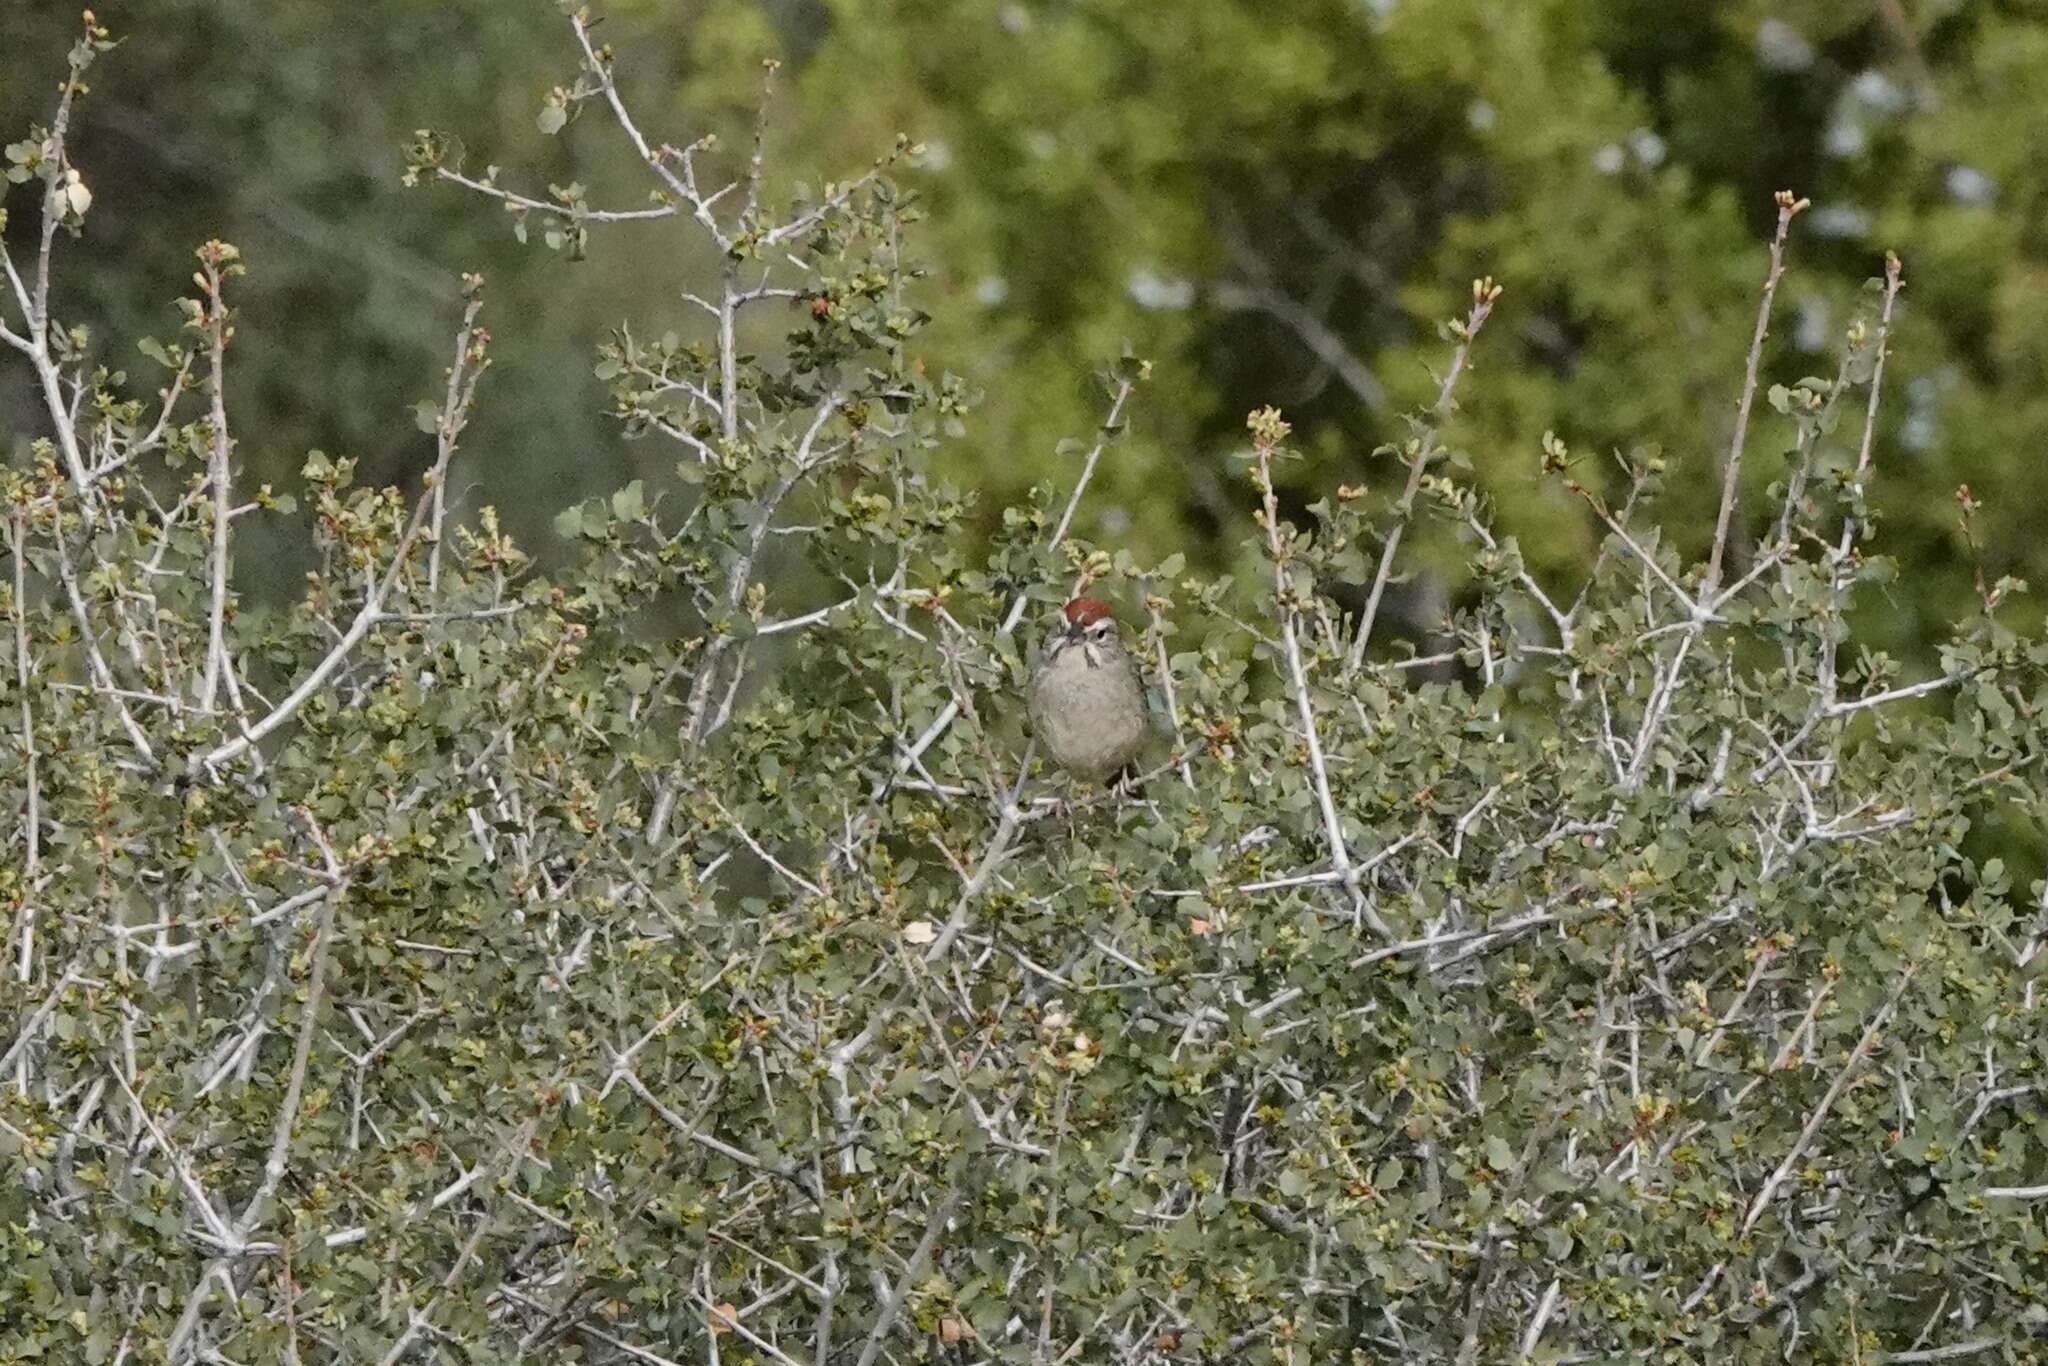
3;9;2043;1363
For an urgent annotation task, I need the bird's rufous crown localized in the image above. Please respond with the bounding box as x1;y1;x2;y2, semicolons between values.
1063;596;1115;627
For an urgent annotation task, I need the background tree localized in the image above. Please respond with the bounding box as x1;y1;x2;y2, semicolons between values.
4;10;2046;1363
6;0;2046;663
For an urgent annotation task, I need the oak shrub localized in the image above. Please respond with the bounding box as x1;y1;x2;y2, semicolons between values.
3;9;2045;1364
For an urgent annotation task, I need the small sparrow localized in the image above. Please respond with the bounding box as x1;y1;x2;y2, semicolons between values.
1028;596;1148;784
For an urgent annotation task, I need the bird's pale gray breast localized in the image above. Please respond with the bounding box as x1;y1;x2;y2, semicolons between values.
1029;641;1146;780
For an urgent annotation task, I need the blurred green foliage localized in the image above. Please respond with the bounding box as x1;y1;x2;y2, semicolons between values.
6;0;2046;655
6;7;2048;1359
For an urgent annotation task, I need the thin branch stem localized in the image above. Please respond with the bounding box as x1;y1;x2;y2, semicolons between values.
1348;281;1499;671
1704;191;1806;594
198;248;238;714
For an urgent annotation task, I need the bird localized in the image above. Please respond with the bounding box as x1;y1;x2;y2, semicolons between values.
1027;595;1148;785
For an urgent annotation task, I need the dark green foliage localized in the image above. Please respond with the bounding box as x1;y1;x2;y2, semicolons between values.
8;0;2048;667
3;10;2045;1365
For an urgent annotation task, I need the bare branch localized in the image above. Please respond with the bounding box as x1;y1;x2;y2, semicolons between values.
1705;191;1807;594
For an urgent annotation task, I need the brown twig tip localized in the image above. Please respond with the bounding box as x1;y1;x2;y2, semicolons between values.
1247;406;1291;446
197;240;243;272
1774;189;1811;216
